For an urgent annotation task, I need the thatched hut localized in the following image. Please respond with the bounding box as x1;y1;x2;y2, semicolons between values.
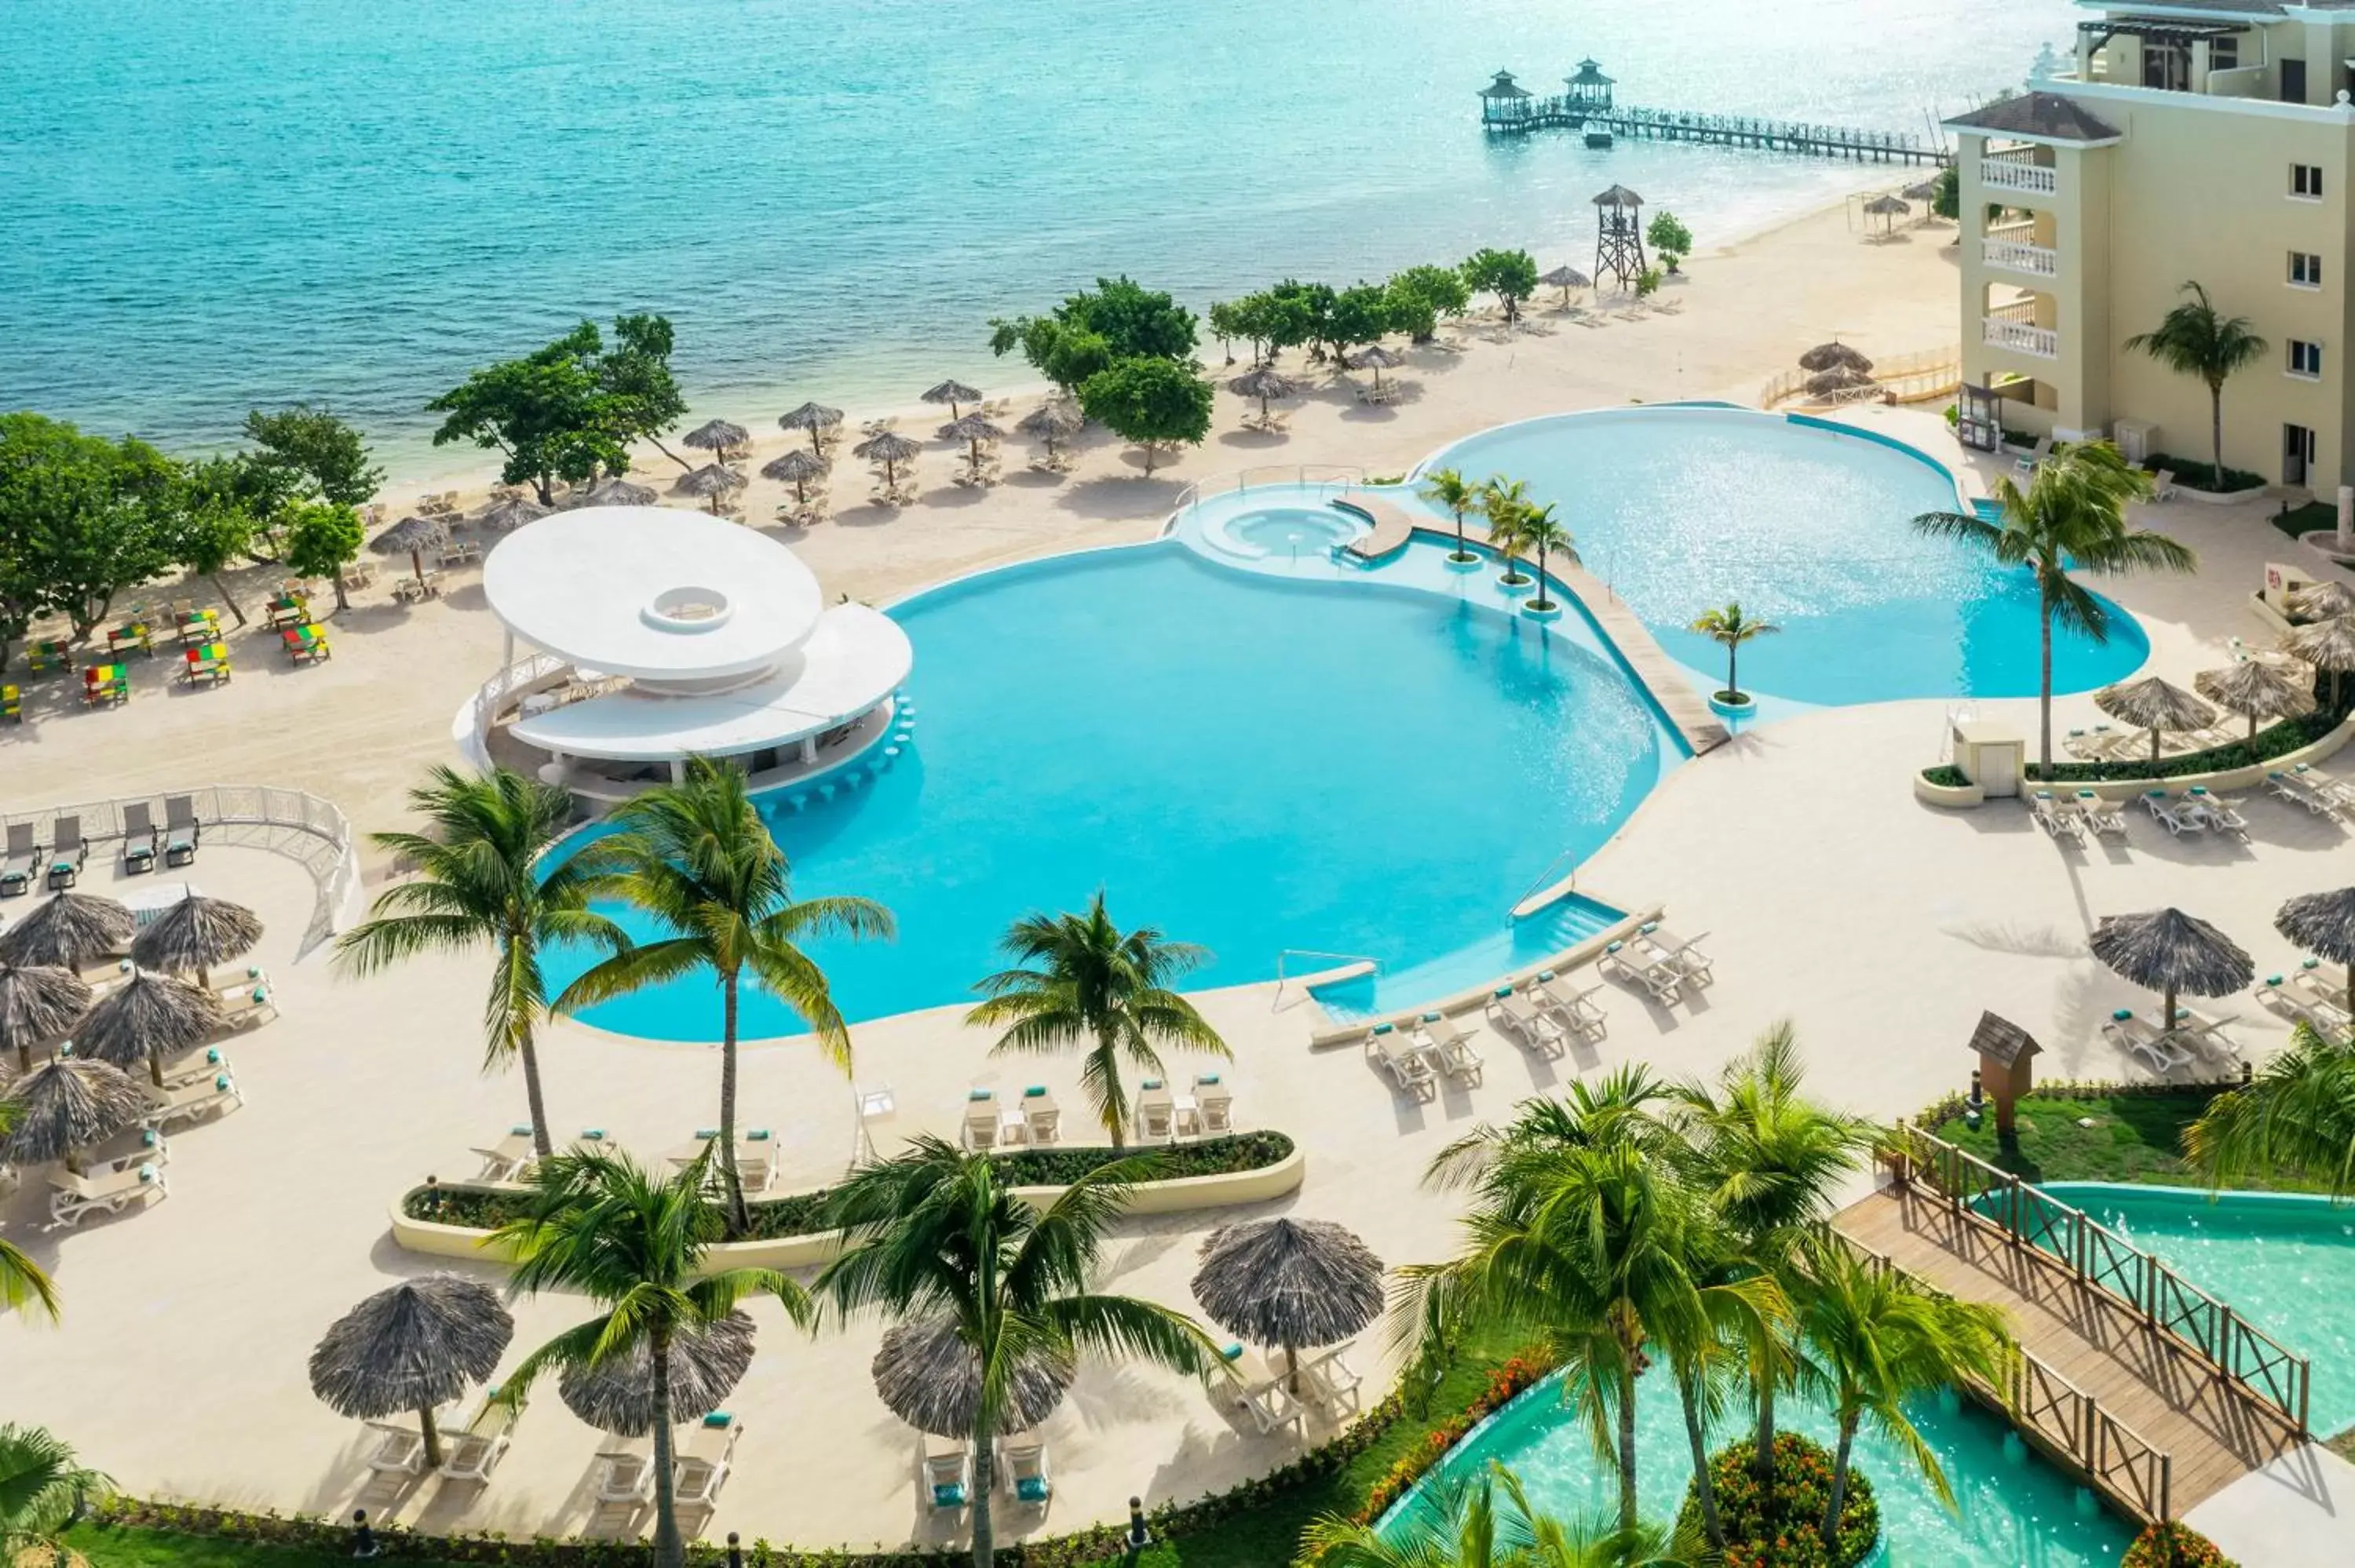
870;1316;1072;1440
309;1275;514;1469
2090;908;2254;1034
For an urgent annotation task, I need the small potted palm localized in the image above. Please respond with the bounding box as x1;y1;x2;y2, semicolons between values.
1481;478;1535;598
1514;504;1576;622
1418;467;1485;573
1689;600;1776;717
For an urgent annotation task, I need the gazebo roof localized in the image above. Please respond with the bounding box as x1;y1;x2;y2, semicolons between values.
1592;184;1645;208
1480;70;1532;100
1966;1010;2040;1069
1943;92;2123;147
1568;59;1614;87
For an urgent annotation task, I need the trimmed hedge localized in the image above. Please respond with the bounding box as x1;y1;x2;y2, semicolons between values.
2024;709;2342;785
1919;764;1968;789
405;1132;1297;1242
2120;1520;2236;1568
1678;1435;1880;1568
2145;453;2263;495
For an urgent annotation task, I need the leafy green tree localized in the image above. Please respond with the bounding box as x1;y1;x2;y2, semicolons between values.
2124;282;2269;486
1634;267;1663;300
282;501;366;612
1462;247;1541;325
1517;503;1578;612
991;276;1198;388
1419;467;1482;562
559;757;893;1231
1305;1460;1698;1567
1645;212;1693;273
1320;283;1397;364
2186;1021;2355;1191
338;766;629;1158
243;405;384;509
1798;1239;2011;1544
1267;279;1335;357
1686;602;1778;703
427;319;632;505
1076;357;1214;476
1216;293;1283;363
1386;264;1473;343
818;1139;1215;1568
1206;298;1248;363
0;1424;109;1563
965;891;1229;1145
498;1147;810;1568
0;1109;60;1318
598;312;694;470
989;315;1116;394
1931;167;1959;221
1481;476;1533;585
168;459;261;626
0;411;179;643
1914;442;2192;775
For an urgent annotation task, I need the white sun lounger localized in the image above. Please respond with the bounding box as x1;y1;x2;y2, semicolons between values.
1190;1075;1232;1135
2293;764;2355;808
2182;789;2248;837
142;1069;242;1131
1134;1080;1178;1141
2028;791;2085;844
1600;937;1681;1003
1534;974;1608;1041
471;1128;539;1183
46;1150;170;1231
2254;978;2349;1034
2266;771;2342;817
674;1414;740;1513
439;1393;523;1482
1367;1025;1437;1099
997;1428;1052;1504
1485;987;1565;1056
1214;1348;1304;1434
961;1089;999;1150
1021;1086;1064;1143
1645;927;1714;986
2141;791;2207;836
2071;791;2129;838
2101;1011;2189;1074
1297;1344;1364;1416
922;1432;972;1511
1415;1015;1484;1085
593;1433;656;1505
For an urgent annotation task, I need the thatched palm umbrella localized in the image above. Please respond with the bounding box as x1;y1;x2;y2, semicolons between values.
0;892;133;971
473;495;551;534
871;1316;1072;1440
2196;660;2314;742
1798;341;1874;374
779;401;845;457
674;462;747;516
1345;344;1405;392
77;969;225;1087
2281;615;2355;709
1902;179;1941;202
310;1275;514;1470
1805;364;1878;399
1862;194;1911;235
0;1055;146;1172
571;478;658;510
130;892;261;988
2277;889;2355;1019
1226;366;1300;425
939;414;1005;480
853;431;922;489
0;964;91;1075
1191;1218;1384;1393
681;419;750;464
557;1310;756;1435
761;448;827;505
370;516;451;586
1539;265;1591;308
2094;676;2218;773
2090;908;2253;1036
1016;400;1085;459
2290;581;2355;622
921;381;982;420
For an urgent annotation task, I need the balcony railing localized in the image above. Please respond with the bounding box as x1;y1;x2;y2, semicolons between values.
1982;159;2058;196
1983;316;2059;358
1983;238;2059;276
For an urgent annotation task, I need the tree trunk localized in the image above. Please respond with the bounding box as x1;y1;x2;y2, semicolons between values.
1680;1373;1725;1552
970;1409;998;1568
720;972;749;1235
1755;1373;1777;1516
1615;1355;1638;1538
519;1029;553;1158
331;574;351;613
148;1055;165;1088
2038;578;2057;778
2164;983;2178;1036
1099;1030;1129;1149
2210;385;2225;490
651;1325;684;1568
1728;642;1739;699
533;474;555;507
1535;542;1550;609
652;437;692;472
1821;1418;1857;1547
1141;442;1159;476
206;574;247;627
1454;509;1467;558
418;1402;444;1471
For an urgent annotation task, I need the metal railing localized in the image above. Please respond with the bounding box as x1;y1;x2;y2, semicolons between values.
1509;849;1583;914
1981;158;2059;195
458;654;571;766
1171;465;1370;518
0;785;360;955
1894;1123;2311;1435
1758;344;1960;410
1983;316;2060;358
1272;948;1381;1011
1983;238;2060;276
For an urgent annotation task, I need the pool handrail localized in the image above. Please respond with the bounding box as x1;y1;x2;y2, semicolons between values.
1509;849;1582;918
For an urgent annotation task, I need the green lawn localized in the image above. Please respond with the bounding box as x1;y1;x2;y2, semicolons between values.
58;1523;403;1567
1935;1090;2224;1186
2272;499;2335;542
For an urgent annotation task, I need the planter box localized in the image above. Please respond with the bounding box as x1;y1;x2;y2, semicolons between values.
1913;772;1986;808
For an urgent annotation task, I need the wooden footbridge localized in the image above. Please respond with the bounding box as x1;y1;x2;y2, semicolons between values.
1477;64;1950;167
1833;1125;2311;1523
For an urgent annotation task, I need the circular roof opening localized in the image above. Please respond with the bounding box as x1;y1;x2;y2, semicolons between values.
644;586;733;632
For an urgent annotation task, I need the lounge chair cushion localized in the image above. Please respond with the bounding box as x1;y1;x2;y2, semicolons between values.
933;1483;966;1508
967;1089;991;1101
2112;1008;2134;1022
1017;1476;1050;1502
703;1411;732;1428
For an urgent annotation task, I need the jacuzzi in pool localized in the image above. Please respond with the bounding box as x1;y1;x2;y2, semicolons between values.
1202;504;1367;560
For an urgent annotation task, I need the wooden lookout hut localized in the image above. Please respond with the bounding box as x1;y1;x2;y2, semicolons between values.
1479;70;1534;129
1566;59;1615;116
1966;1010;2041;1139
1593;184;1648;287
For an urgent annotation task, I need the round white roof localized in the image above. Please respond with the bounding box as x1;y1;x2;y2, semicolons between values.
483;506;824;680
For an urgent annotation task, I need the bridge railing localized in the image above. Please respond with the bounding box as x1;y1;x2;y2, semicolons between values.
1893;1122;2312;1435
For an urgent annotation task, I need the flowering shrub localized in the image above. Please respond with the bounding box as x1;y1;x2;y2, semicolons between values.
2120;1521;2236;1568
1353;1352;1561;1522
1677;1435;1880;1568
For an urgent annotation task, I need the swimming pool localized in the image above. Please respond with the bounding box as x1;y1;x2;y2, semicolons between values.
1380;1369;2132;1566
549;527;1683;1041
1422;407;2151;706
1202;503;1368;562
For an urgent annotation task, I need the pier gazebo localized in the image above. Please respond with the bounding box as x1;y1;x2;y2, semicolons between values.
1565;59;1614;116
1593;184;1648;288
1478;70;1533;129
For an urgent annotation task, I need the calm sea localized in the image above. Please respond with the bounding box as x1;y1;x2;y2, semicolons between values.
1;0;2076;470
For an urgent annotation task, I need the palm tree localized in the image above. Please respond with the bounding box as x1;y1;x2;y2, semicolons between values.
560;757;893;1231
1798;1238;2011;1545
1301;1460;1696;1567
1420;468;1482;563
1515;504;1579;612
497;1148;810;1568
0;1423;111;1565
338;766;628;1158
1481;478;1533;585
2124;282;2269;486
2185;1020;2355;1192
1671;1023;1875;1521
1913;442;2193;776
0;1233;59;1325
817;1138;1214;1568
965;892;1228;1148
1686;602;1779;705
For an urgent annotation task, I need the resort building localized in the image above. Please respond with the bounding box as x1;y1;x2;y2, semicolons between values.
466;505;911;806
1948;0;2355;489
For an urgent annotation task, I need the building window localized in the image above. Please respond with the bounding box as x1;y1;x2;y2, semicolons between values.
2289;339;2324;378
2291;251;2324;287
2211;36;2240;71
2292;162;2324;199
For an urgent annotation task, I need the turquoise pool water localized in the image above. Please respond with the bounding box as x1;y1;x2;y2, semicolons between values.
1423;408;2151;706
550;531;1681;1040
1382;1369;2132;1566
2044;1183;2355;1435
1306;892;1626;1023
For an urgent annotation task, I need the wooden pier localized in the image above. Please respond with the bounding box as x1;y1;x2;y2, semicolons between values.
1485;99;1948;166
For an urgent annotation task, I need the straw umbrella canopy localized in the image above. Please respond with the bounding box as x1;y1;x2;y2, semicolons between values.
853;430;922;487
2195;660;2314;742
370;515;451;585
681;419;750;461
2277;888;2355;1019
309;1274;514;1471
673;462;747;516
870;1316;1073;1440
1345;344;1405;392
130;892;261;988
1192;1218;1384;1391
0;964;91;1075
1805;364;1878;399
2281;614;2355;708
1016;400;1085;457
2290;581;2355;622
921;381;982;419
473;494;551;534
1798;341;1874;374
0;892;133;971
1862;194;1911;234
556;1310;756;1435
778;401;845;456
0;1055;146;1172
571;478;657;510
2089;908;2253;1036
2093;676;2218;773
761;447;827;505
76;970;225;1087
1225;366;1300;425
1902;179;1941;202
939;413;1005;479
1539;265;1591;308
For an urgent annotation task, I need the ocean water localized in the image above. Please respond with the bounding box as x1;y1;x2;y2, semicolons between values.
1;0;2079;466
